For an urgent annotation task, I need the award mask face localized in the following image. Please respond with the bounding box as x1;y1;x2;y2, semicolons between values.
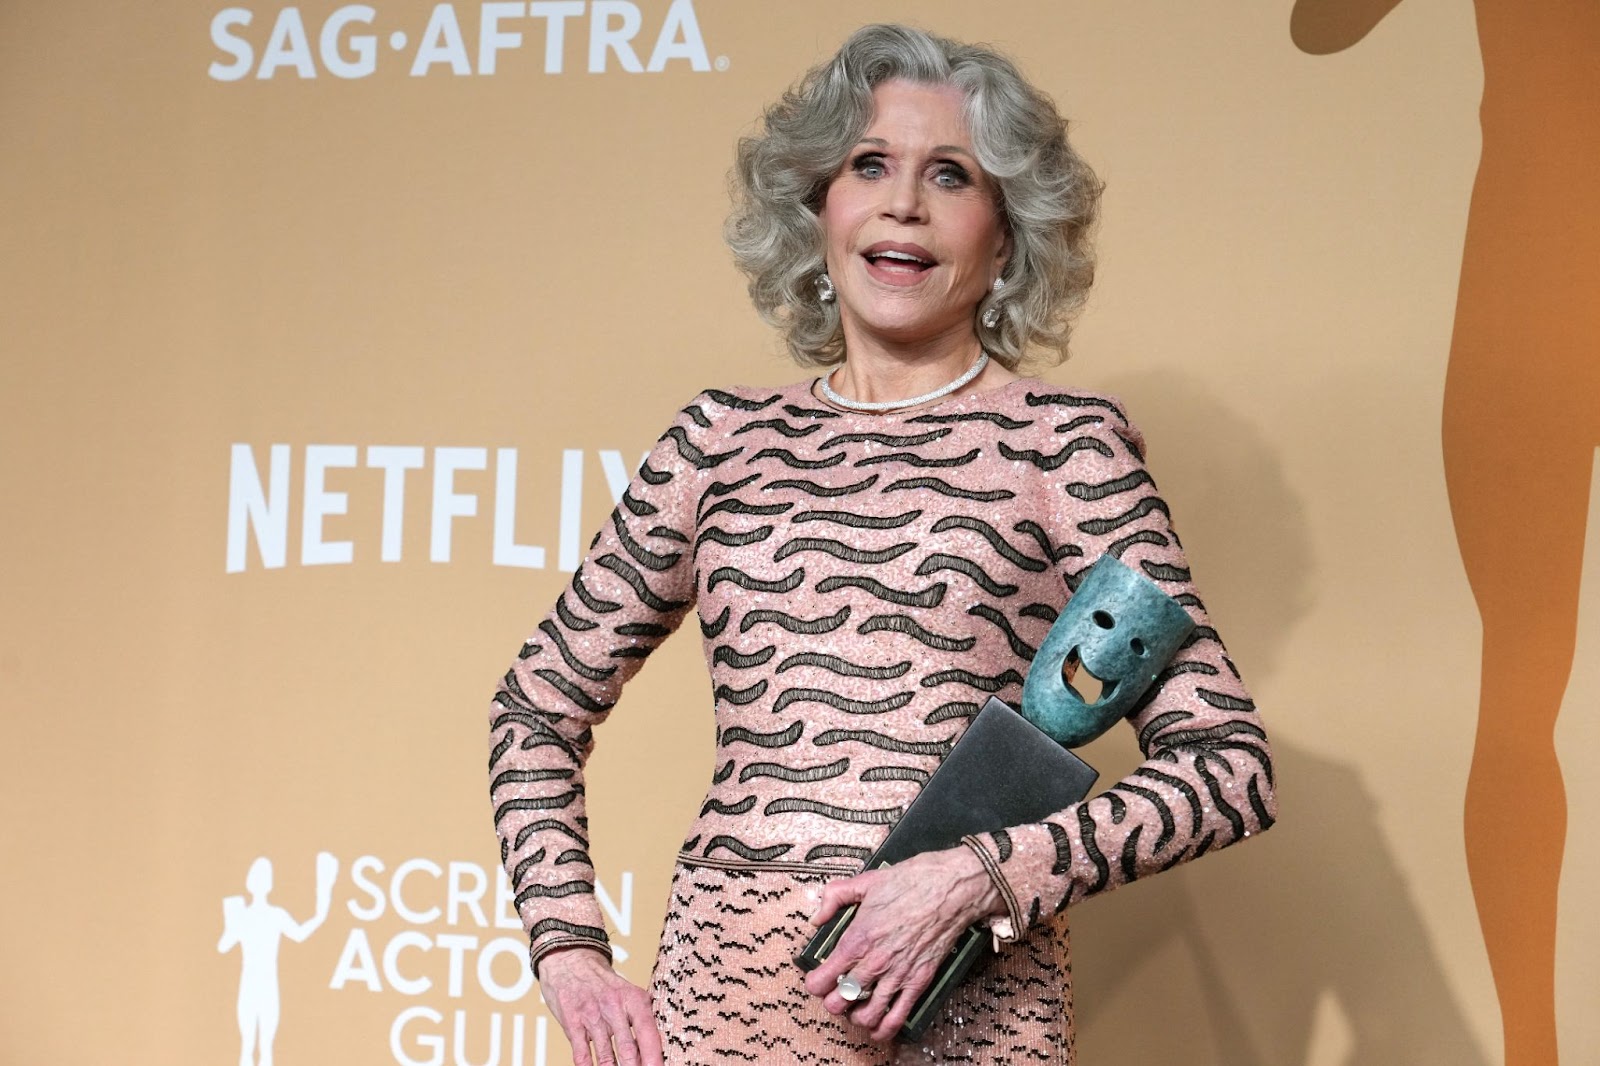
1020;555;1196;747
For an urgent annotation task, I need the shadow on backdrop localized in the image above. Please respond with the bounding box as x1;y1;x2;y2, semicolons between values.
1068;372;1487;1065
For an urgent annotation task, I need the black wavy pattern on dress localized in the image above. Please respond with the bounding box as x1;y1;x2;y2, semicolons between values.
924;700;980;724
782;402;841;419
700;795;759;816
1019;602;1058;623
813;729;954;756
1109;529;1170;557
491;767;575;791
1011;519;1080;564
1064;470;1155;501
855;447;981;469
698;472;761;510
719;721;805;748
699;606;730;638
695;525;774;551
527;917;608;942
518;639;540;660
494;790;578;823
1116;783;1177;852
554;849;591;866
1142;560;1192;583
919;666;1025;693
775;651;910;679
1053;414;1105;433
1025;391;1129;420
513;818;589;850
665;426;743;469
489;728;514;770
1077;807;1111;893
774;537;916;565
1137;711;1192;750
681;404;712;428
616;621;671;637
762;798;901;824
704;388;780;411
637;458;671;485
908;409;1033;429
609;646;652;659
1119;824;1144;883
1193;686;1260;712
857;613;976;652
966;603;1039;660
914;553;1018;596
815;575;946;608
701;498;793;524
1132;766;1204;836
1076;495;1171;536
538;620;617;682
772;688;914;716
595;554;689;611
731;418;821;439
884;476;1015;502
749;446;845;470
1047;821;1073;876
793;508;922;529
991;829;1013;862
1249;777;1277;829
713;644;777;670
516;878;595;903
1195;761;1246;839
931;515;1048;572
998;437;1114;470
1182;625;1222;649
1114;429;1145;461
762;474;879;498
818;428;953;450
532;669;613;714
712;761;734;784
703;835;794;861
805;844;872;863
511;849;546;884
715;680;769;706
621;487;658;516
859;765;929;783
740;605;851;635
1106;793;1128;824
571;566;621;613
707;565;805;594
554;593;597;632
738;758;849;784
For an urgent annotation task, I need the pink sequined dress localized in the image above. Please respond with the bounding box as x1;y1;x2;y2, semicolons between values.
487;377;1276;1064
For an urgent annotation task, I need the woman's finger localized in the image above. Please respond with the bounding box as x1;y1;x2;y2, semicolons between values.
600;1000;641;1066
810;872;870;926
567;1024;594;1066
628;993;667;1066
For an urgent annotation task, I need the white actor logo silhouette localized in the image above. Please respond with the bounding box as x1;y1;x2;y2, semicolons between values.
217;853;338;1066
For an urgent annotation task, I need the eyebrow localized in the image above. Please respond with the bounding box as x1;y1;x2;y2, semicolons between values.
854;137;977;161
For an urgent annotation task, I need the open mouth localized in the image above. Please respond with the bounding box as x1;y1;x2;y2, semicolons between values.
861;243;937;283
1063;647;1117;706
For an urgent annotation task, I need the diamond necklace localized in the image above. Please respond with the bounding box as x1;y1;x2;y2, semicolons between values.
817;351;990;413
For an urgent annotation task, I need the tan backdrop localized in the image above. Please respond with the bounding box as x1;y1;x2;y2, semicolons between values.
3;1;1596;1064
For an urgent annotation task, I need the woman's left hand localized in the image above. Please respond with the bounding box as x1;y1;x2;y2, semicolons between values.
801;846;1006;1041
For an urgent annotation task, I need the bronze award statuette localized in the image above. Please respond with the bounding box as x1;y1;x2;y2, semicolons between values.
796;555;1196;1040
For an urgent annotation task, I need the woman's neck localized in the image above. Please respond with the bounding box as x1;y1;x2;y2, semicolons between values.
827;321;1011;407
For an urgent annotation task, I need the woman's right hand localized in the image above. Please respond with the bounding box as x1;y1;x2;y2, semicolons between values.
536;947;664;1066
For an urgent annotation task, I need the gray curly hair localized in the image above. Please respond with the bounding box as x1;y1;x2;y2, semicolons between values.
725;24;1103;369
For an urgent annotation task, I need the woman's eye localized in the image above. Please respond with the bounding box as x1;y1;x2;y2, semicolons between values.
852;155;886;178
934;165;970;188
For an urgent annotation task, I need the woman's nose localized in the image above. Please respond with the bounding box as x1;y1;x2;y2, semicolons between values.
881;170;926;223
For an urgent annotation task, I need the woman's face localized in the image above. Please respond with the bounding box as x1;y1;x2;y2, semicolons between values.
818;79;1010;351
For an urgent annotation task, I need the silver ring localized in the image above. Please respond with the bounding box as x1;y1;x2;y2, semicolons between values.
836;972;871;1002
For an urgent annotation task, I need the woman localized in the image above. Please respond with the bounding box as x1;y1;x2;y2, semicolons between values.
487;24;1276;1066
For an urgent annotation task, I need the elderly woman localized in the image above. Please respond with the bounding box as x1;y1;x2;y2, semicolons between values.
487;23;1276;1066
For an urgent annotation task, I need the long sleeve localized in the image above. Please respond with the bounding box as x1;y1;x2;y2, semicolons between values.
961;399;1277;939
487;394;708;974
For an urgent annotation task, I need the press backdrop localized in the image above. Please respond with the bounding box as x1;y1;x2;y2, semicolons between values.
3;2;1597;1064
